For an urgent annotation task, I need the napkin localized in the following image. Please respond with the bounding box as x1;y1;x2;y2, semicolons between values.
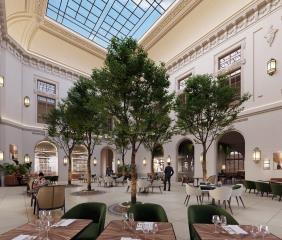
12;235;36;240
136;222;153;231
222;225;248;235
53;219;76;227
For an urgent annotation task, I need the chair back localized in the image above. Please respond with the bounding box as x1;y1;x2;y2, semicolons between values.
37;186;54;209
128;203;168;222
151;180;163;187
53;185;65;208
209;186;232;201
188;205;238;240
271;183;282;196
185;184;202;196
137;179;150;189
207;175;216;184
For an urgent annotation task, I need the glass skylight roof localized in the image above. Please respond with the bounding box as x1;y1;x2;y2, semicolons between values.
46;0;176;49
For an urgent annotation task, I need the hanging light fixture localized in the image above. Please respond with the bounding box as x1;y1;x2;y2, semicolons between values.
0;75;4;87
253;147;261;162
117;158;121;165
24;96;30;107
93;157;97;166
143;157;147;166
63;156;68;165
24;154;30;163
0;151;3;161
267;58;277;76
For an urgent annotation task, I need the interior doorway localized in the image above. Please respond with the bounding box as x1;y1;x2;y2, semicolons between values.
101;147;114;176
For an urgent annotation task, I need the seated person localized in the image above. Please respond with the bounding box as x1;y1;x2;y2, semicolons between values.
32;172;49;189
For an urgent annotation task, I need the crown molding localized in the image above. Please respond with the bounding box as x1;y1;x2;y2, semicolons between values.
166;0;281;75
140;0;203;50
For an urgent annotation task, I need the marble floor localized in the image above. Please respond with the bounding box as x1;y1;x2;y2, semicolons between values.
0;182;281;240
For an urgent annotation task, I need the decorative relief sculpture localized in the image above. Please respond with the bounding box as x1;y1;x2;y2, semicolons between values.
264;25;278;46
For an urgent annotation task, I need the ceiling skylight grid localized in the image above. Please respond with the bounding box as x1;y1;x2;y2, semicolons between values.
46;0;176;48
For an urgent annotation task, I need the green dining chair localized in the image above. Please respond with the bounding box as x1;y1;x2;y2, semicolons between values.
271;183;282;201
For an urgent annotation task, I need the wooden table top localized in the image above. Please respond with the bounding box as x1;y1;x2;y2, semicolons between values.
97;220;176;240
193;224;281;240
0;219;92;240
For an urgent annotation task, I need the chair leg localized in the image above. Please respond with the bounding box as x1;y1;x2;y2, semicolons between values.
184;195;188;204
228;200;233;214
224;200;227;209
279;196;281;201
235;196;239;207
186;195;190;206
239;196;245;208
196;196;199;204
159;187;162;194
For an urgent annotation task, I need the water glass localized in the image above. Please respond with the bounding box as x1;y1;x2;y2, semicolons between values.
142;225;150;240
152;223;158;239
122;212;129;230
35;219;43;240
212;215;220;233
220;215;227;227
128;212;134;229
250;225;259;238
259;225;269;239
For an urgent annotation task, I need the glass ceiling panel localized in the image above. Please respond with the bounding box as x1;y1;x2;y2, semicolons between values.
46;0;176;49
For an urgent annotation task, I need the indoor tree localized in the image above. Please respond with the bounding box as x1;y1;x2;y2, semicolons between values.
175;74;250;180
93;37;172;203
67;77;106;191
45;102;79;185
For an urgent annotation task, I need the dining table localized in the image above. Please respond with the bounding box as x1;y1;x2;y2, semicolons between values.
97;220;176;240
193;224;281;240
0;219;92;240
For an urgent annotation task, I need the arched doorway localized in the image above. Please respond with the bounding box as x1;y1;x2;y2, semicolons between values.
34;141;58;176
71;145;87;174
177;139;194;181
101;148;114;176
153;144;164;173
217;131;245;181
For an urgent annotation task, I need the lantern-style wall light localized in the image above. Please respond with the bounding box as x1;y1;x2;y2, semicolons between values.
200;153;203;164
167;155;171;163
24;154;30;163
263;158;271;170
0;75;4;87
143;157;147;166
253;147;261;163
0;151;3;161
63;156;68;165
267;58;277;76
221;164;226;171
93;157;97;166
117;158;121;165
24;96;30;107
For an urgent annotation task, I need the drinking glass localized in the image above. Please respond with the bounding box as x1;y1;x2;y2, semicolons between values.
250;225;259;238
128;212;134;229
142;225;150;240
35;219;43;240
122;212;129;230
259;225;269;239
220;215;227;226
44;218;52;240
212;215;220;233
152;223;159;239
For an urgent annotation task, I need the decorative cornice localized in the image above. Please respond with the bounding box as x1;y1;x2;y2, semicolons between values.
166;0;281;74
140;0;203;50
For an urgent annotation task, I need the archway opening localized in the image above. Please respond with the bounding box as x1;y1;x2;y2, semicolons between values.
101;148;114;176
34;141;58;176
177;139;194;181
71;145;88;174
153;144;164;173
218;131;245;181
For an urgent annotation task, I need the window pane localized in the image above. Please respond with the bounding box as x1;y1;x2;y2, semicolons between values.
37;95;56;123
218;48;241;70
37;80;56;94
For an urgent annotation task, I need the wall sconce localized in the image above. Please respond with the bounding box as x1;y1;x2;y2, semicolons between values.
0;151;3;161
0;75;4;87
167;155;171;163
221;164;226;170
93;157;97;166
263;158;271;170
117;158;121;165
63;156;68;165
267;58;277;76
24;96;30;107
200;153;203;164
143;157;147;166
253;147;261;162
24;154;30;163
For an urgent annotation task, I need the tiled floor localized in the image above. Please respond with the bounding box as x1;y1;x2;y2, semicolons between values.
0;183;281;240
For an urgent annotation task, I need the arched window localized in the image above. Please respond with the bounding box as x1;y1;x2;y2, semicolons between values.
34;141;58;175
72;145;88;173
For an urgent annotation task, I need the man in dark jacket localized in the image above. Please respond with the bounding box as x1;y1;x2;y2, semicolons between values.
164;162;174;191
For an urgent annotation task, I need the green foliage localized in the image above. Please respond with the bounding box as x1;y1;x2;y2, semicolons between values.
117;164;131;175
0;163;31;175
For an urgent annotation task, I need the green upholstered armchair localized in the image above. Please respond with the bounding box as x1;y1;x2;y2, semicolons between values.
62;202;106;240
255;181;272;197
271;183;282;201
188;205;239;240
128;203;168;222
244;180;256;193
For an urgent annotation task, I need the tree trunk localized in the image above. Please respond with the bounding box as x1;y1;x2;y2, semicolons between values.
122;149;126;176
131;145;137;204
87;151;92;191
150;151;154;175
202;144;207;181
68;155;72;185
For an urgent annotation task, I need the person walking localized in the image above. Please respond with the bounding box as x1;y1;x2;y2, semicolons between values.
164;162;174;191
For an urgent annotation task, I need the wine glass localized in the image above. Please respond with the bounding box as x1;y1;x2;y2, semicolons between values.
212;215;220;233
142;224;150;240
259;225;269;239
128;212;134;229
35;219;43;240
250;225;259;238
220;215;227;226
122;212;129;230
152;223;158;239
44;217;52;240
